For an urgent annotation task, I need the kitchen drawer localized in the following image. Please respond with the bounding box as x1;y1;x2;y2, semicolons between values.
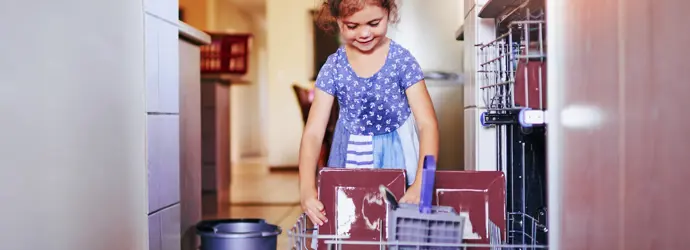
148;213;162;250
145;15;160;113
157;21;180;113
161;205;181;250
149;205;181;250
145;15;179;114
147;114;181;212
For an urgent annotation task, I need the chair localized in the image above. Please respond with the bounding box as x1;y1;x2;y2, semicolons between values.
292;85;312;124
292;84;339;169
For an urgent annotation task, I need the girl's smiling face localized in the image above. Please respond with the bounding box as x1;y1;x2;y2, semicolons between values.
337;4;389;53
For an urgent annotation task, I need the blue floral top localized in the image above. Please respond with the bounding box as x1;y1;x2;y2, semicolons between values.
315;40;425;136
314;40;425;185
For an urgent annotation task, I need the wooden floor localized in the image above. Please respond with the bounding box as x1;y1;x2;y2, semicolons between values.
202;159;301;249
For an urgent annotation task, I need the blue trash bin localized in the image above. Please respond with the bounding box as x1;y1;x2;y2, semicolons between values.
196;219;282;250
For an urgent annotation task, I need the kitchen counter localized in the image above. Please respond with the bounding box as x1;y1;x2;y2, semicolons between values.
178;21;211;45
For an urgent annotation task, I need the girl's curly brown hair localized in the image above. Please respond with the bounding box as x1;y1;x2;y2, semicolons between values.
315;0;400;34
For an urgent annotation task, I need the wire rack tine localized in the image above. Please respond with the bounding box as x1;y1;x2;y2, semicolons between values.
287;213;548;249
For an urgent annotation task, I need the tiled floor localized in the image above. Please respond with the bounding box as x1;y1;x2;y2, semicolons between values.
229;160;300;205
203;159;301;249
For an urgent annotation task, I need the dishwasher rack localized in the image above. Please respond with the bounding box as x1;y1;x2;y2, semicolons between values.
287;213;548;250
476;3;549;248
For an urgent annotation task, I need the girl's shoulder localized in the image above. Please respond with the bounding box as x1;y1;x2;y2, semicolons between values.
322;46;347;67
316;47;347;79
388;40;419;62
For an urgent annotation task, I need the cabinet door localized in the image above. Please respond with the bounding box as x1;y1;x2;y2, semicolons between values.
179;40;203;250
551;1;690;249
199;81;231;215
145;15;179;114
148;213;161;250
145;15;160;113
158;22;180;113
147;115;180;212
200;83;217;192
148;205;180;250
161;205;181;250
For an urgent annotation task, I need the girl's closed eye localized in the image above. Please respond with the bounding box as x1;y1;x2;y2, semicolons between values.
346;21;379;30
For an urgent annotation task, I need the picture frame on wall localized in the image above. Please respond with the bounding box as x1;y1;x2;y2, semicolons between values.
310;9;341;81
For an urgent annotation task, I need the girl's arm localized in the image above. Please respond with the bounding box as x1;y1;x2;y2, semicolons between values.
298;89;334;192
298;89;334;225
400;80;439;204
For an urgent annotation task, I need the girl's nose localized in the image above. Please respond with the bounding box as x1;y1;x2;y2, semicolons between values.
359;27;372;39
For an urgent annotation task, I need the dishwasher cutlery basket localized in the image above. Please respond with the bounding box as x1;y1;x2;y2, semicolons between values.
385;156;465;250
386;203;465;250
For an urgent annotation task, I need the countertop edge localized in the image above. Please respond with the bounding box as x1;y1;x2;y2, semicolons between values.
178;21;211;45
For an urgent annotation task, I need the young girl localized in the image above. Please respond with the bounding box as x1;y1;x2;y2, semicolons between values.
299;0;440;226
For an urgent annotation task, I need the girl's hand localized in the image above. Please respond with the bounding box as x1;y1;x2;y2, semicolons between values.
300;189;328;226
399;182;422;204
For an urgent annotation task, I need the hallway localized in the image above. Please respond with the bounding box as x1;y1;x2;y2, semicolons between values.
203;161;300;249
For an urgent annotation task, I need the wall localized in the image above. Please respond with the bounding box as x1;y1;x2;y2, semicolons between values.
251;13;270;162
388;0;466;170
388;0;465;73
179;0;316;167
179;0;209;29
209;1;267;163
0;0;148;249
266;0;318;167
181;0;267;164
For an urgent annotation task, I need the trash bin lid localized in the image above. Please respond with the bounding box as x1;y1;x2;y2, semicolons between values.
196;219;282;238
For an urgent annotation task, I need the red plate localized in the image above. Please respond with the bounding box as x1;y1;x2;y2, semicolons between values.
317;168;407;250
434;170;506;249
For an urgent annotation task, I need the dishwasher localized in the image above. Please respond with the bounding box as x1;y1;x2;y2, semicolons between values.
287;0;549;248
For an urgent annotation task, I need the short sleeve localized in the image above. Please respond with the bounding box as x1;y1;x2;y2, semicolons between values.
315;54;338;96
399;49;425;90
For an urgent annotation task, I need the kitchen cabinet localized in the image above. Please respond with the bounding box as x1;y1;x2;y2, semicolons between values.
148;205;181;250
200;78;231;217
145;1;181;249
178;21;211;250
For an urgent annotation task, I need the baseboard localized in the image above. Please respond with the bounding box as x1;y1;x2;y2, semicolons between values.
269;165;299;172
229;201;300;206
